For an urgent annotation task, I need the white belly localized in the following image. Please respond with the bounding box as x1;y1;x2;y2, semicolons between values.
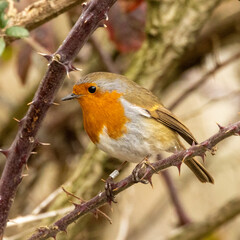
96;97;180;163
97;124;153;163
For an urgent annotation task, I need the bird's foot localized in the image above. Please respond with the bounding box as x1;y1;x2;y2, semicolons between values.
102;161;128;204
102;176;117;204
132;157;155;187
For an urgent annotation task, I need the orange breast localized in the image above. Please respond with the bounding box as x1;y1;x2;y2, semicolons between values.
77;90;129;143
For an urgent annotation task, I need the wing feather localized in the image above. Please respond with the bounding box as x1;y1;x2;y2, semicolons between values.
148;108;197;145
122;81;197;145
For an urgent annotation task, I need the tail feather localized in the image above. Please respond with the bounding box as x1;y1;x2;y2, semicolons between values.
184;158;214;184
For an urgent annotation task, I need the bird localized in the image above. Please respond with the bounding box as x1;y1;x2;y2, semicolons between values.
62;72;214;184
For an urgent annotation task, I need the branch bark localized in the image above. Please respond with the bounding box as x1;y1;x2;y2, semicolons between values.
0;0;117;238
11;0;83;31
28;121;240;240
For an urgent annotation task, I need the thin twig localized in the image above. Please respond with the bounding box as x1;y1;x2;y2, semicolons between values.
169;51;240;110
161;171;191;226
181;90;240;121
32;188;63;215
90;36;120;74
7;207;74;228
28;121;240;240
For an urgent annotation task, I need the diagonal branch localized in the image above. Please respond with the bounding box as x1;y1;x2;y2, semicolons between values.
28;121;240;240
169;51;240;110
169;196;240;240
0;0;117;238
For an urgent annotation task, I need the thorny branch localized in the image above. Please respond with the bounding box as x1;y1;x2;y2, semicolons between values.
28;121;240;240
0;0;117;238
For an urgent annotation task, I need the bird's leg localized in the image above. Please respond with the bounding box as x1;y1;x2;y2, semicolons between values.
103;161;128;204
104;177;117;204
132;155;155;186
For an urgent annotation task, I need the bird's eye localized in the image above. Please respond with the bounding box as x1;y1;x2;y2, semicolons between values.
88;86;96;93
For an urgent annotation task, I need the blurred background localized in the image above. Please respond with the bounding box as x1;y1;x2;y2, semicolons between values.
0;0;240;239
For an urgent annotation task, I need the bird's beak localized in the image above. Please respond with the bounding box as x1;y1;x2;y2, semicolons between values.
61;93;80;101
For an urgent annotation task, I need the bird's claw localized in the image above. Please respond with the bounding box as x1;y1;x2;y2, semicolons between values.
104;177;117;204
132;160;149;184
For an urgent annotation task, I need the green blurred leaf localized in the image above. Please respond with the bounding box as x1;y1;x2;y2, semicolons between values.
5;26;29;38
0;1;8;13
0;37;6;56
0;12;7;28
1;45;13;60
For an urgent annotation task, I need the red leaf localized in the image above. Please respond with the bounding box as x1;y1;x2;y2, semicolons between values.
107;2;146;53
16;43;32;85
119;0;145;12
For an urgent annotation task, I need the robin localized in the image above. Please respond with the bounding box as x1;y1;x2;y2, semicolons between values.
62;72;214;184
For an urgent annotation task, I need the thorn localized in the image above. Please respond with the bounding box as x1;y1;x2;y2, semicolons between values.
19;176;24;183
99;23;107;28
0;149;9;157
13;117;25;127
37;140;51;146
37;52;52;62
148;176;153;188
31;151;37;155
27;101;34;106
67;64;82;72
62;63;82;77
104;13;109;21
51;102;60;106
176;162;182;175
66;70;70;79
72;202;79;208
191;141;196;146
202;141;210;148
13;117;20;123
84;19;88;24
82;2;87;7
182;150;193;162
199;152;206;163
216;122;224;131
22;174;29;177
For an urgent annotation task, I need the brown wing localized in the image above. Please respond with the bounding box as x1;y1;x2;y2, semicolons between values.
121;78;197;145
148;107;198;145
